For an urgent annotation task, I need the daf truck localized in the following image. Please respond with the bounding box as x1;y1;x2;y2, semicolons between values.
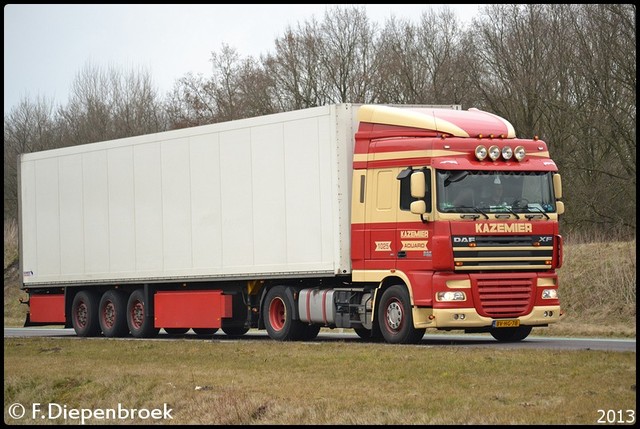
18;103;564;343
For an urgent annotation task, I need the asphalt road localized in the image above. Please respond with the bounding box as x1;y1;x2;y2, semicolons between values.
4;327;636;352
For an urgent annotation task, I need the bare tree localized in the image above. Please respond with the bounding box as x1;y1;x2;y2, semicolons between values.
373;7;467;105
57;62;166;145
563;4;636;233
233;56;279;118
264;19;327;110
3;96;56;218
318;5;377;103
465;4;635;235
165;72;217;128
372;16;420;103
209;44;243;122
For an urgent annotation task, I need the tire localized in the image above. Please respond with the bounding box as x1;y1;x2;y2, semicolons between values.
126;289;160;338
99;289;130;337
354;326;383;342
262;286;305;341
354;327;369;339
164;328;190;335
192;328;218;336
222;327;250;337
377;285;426;344
489;325;532;342
299;324;321;341
71;290;101;337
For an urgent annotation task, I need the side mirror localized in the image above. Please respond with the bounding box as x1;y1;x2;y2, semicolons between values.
556;201;565;215
411;171;426;198
410;200;427;215
553;174;563;199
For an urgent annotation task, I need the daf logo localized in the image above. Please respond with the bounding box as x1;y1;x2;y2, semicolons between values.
453;236;475;243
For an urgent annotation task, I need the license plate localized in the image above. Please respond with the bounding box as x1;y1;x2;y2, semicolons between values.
493;319;520;328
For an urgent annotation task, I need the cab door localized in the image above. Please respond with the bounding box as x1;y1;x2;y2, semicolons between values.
364;168;398;270
395;167;434;267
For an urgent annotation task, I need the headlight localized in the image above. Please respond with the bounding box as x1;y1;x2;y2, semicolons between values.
542;289;558;299
437;291;466;301
501;145;513;160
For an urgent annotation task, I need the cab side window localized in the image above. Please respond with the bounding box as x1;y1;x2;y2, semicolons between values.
398;167;431;212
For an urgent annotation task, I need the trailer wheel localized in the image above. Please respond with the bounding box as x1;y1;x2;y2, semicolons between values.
99;289;130;337
71;290;101;337
263;286;304;341
164;328;190;335
222;327;249;337
193;328;218;336
489;325;532;342
126;289;159;338
377;285;425;344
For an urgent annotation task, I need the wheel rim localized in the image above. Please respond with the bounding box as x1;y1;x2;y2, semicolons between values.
75;302;88;328
385;299;403;331
130;301;144;329
102;301;116;329
268;297;286;331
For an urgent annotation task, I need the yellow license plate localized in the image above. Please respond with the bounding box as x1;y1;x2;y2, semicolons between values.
493;319;520;328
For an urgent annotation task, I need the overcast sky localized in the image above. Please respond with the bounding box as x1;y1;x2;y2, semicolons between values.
4;4;482;113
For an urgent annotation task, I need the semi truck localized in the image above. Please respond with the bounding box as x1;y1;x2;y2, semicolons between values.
18;103;565;344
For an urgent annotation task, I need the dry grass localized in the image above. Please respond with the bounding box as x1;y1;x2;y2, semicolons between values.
558;239;636;330
4;218;19;270
3;337;636;425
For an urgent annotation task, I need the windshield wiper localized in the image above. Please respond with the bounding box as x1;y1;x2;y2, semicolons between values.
473;208;489;219
504;207;520;219
525;206;550;220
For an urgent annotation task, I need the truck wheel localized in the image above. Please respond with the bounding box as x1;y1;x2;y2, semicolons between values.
354;326;383;342
99;289;130;337
71;290;101;337
354;327;369;339
377;285;425;344
490;326;532;342
299;324;321;341
263;286;305;341
164;328;190;335
222;327;249;337
126;289;159;338
193;328;218;336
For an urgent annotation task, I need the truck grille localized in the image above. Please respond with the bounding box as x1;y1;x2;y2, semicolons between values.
452;235;553;271
474;276;534;318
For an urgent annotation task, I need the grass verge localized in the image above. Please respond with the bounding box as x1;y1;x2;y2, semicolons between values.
4;337;637;425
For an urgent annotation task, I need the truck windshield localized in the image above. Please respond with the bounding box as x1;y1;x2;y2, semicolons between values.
437;170;556;214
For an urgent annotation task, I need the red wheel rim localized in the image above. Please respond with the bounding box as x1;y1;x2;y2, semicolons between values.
75;302;88;328
130;301;144;329
268;298;286;331
102;301;115;329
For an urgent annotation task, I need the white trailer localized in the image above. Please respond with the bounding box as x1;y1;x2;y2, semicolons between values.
19;104;357;287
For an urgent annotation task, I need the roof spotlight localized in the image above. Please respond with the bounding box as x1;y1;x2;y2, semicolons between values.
488;145;500;161
475;145;487;161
